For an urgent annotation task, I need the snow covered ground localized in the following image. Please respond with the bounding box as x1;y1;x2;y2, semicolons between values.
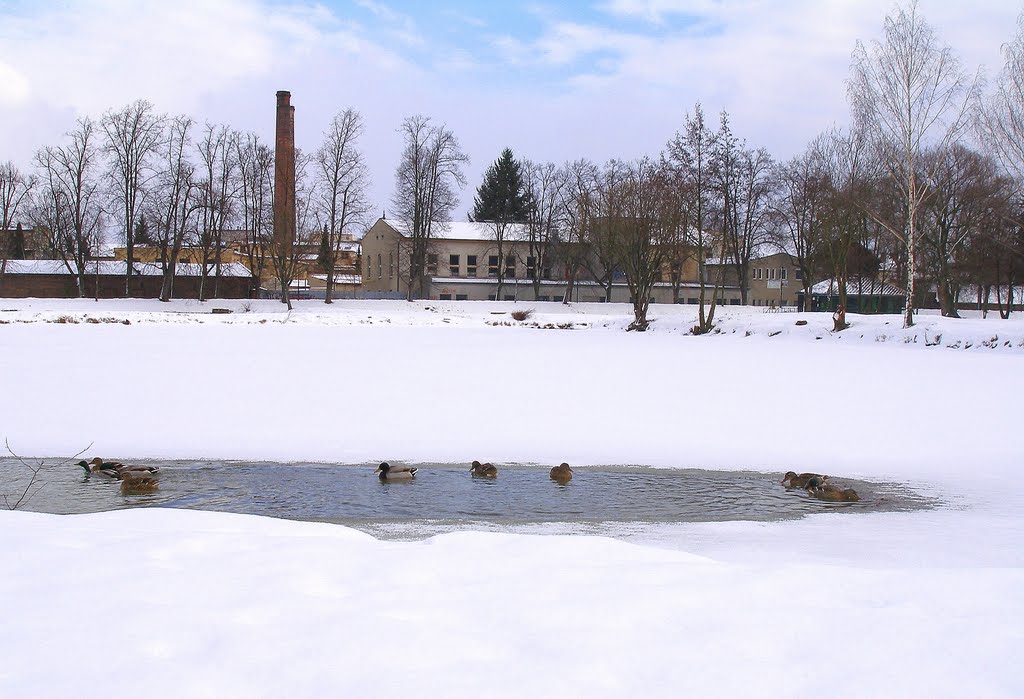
1;298;1022;697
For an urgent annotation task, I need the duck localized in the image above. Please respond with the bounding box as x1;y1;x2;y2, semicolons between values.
77;460;120;478
781;471;828;489
804;476;860;502
79;457;159;478
119;471;159;495
374;462;417;481
549;462;573;484
470;460;498;478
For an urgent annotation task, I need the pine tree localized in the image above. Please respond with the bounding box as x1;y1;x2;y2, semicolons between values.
471;148;529;223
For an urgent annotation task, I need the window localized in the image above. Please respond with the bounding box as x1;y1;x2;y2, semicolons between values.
769;268;776;281
467;255;478;277
365;258;371;279
488;255;499;277
688;298;698;304
377;254;382;280
504;294;515;301
795;269;803;280
505;254;516;278
781;268;788;281
755;268;762;280
730;299;740;305
553;295;564;303
439;293;452;301
427;254;438;275
487;294;497;301
526;256;536;279
388;253;394;279
456;294;468;301
449;254;460;276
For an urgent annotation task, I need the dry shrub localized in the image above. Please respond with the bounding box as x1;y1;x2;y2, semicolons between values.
511;309;533;321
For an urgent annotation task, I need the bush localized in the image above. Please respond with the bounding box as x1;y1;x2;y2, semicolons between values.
511;309;533;322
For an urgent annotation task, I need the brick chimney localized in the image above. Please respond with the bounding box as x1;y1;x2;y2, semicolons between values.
273;90;296;258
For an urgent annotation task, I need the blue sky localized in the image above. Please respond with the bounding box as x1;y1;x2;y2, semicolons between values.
0;0;1018;220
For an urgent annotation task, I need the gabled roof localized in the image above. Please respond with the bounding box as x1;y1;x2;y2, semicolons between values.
811;278;904;297
366;219;529;243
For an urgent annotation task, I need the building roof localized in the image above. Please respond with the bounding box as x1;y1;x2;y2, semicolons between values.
811;278;904;297
1;260;253;278
368;219;529;243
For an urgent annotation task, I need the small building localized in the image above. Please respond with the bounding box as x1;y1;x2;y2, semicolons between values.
745;253;803;308
806;278;905;314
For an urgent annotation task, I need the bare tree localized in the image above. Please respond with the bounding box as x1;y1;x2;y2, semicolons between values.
149;115;200;302
33;118;104;296
816;128;876;330
918;145;1006;317
849;0;978;327
269;149;314;310
556;158;599;304
236;133;274;298
101;100;165;296
774;145;829;310
979;14;1024;185
522;160;566;300
196;124;240;301
664;103;724;334
314;109;371;303
717;113;775;304
0;162;37;289
391;115;468;300
607;158;675;331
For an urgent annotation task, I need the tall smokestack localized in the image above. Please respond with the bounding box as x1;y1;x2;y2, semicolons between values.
273;90;296;259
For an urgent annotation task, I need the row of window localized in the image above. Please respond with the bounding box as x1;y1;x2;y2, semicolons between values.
753;267;801;281
367;252;550;281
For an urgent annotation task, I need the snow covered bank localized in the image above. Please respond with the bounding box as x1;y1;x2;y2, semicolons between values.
1;299;1022;697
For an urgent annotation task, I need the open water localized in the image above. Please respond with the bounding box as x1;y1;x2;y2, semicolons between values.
1;459;936;539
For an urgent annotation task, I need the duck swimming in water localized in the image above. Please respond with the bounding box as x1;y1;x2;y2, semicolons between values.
119;471;159;495
804;476;860;502
470;461;498;478
374;462;417;481
549;462;573;484
781;471;828;489
78;457;159;478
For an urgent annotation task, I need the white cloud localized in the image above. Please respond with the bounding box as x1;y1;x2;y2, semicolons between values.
0;62;30;106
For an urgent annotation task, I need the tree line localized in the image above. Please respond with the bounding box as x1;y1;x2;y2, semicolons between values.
1;1;1023;330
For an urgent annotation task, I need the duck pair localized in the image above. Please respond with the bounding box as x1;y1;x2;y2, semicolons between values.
782;470;859;502
78;457;159;479
471;462;575;482
472;461;573;483
804;476;860;502
77;457;159;495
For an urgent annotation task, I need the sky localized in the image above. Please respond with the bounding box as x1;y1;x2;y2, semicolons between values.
0;0;1019;221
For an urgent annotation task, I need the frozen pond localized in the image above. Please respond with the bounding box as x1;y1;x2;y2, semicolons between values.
1;459;936;539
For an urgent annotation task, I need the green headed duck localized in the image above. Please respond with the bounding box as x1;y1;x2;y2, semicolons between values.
374;462;417;481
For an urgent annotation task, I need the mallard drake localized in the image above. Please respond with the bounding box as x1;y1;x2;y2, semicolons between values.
374;462;417;481
549;462;573;484
119;471;159;495
77;460;120;478
781;471;828;488
804;476;860;502
79;457;159;478
470;460;498;478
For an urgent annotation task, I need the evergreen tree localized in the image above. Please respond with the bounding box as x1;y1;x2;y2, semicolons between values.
471;148;529;223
